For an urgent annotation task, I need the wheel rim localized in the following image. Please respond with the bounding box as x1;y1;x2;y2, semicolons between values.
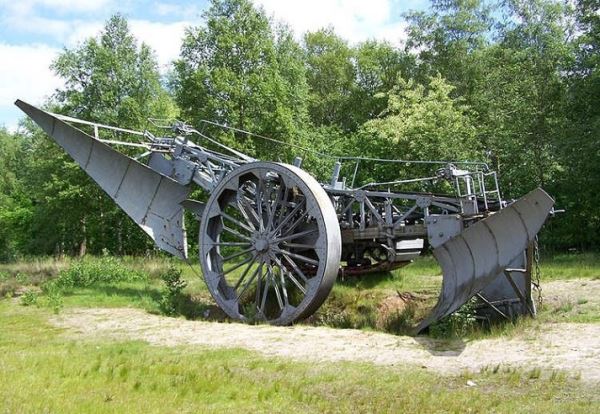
200;162;341;325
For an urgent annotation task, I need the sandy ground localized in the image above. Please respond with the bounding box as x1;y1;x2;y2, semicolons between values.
50;279;600;382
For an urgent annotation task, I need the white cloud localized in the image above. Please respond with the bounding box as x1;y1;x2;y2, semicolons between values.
0;18;189;128
0;0;416;129
0;43;62;107
0;43;63;130
35;19;188;70
0;0;112;15
35;0;112;12
71;20;189;71
254;0;408;45
152;2;203;19
65;21;105;46
129;20;190;70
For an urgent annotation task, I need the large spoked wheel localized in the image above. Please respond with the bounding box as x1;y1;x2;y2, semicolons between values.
200;162;341;325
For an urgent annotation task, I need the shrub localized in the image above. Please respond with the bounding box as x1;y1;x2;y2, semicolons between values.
56;257;147;288
41;282;63;314
158;266;188;316
0;278;18;298
429;298;478;338
20;290;38;306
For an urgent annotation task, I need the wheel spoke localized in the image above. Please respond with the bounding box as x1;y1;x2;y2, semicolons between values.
273;185;291;230
238;196;260;229
285;268;306;295
272;255;305;295
255;178;266;232
281;242;315;250
259;266;271;313
278;266;290;306
221;211;255;234
236;263;261;301
266;183;283;231
271;198;306;235
276;228;318;243
236;201;254;229
255;263;264;311
233;256;257;290
275;248;319;266
222;225;253;242
223;255;254;275
214;241;251;247
282;254;309;283
269;264;284;310
279;210;311;237
221;247;254;263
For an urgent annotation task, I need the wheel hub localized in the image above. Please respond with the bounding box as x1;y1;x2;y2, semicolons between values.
254;237;270;253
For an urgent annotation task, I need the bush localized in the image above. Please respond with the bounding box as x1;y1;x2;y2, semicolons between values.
41;282;63;314
0;278;18;298
429;298;478;338
20;290;38;306
158;266;188;316
56;257;147;288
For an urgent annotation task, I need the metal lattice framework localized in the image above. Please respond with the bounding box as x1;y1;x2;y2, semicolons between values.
16;99;555;331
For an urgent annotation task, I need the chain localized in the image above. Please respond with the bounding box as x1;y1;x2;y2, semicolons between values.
532;235;543;307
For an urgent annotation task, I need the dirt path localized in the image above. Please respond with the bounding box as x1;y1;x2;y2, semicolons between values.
50;280;600;383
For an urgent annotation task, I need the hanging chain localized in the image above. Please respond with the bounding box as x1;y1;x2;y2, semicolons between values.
532;235;543;308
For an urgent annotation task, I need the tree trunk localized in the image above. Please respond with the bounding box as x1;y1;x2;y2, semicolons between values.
79;217;87;257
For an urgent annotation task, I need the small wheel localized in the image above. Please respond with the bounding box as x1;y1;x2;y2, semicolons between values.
199;162;341;325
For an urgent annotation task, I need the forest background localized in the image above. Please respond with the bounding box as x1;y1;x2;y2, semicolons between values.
0;0;598;260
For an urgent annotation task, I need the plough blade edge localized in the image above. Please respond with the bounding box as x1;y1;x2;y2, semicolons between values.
15;100;190;258
417;188;554;332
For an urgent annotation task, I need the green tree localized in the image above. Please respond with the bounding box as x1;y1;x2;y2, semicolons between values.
356;75;478;185
405;0;493;98
0;128;32;260
303;28;356;130
20;14;177;256
469;0;573;198
554;0;600;249
173;0;309;161
53;15;177;126
350;40;416;126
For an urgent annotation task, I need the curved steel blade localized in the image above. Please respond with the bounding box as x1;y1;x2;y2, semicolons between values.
417;188;554;332
15;99;190;258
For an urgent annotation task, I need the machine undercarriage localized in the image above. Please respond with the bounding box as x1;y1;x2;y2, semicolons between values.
16;99;554;332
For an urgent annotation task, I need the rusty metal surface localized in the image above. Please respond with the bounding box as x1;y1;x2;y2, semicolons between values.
416;188;554;332
16;100;191;258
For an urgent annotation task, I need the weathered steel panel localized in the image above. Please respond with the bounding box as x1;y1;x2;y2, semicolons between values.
15;100;190;259
417;188;554;332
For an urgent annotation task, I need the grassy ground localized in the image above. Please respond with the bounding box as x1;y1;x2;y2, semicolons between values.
1;253;599;412
1;253;599;335
539;252;600;280
1;301;598;413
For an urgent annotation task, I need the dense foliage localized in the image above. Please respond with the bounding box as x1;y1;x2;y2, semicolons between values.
0;0;598;258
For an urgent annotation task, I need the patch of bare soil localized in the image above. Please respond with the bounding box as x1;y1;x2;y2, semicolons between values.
50;279;600;383
542;278;600;317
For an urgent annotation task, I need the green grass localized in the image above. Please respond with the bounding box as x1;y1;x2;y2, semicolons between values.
540;252;600;280
1;254;600;411
2;253;600;337
0;301;598;413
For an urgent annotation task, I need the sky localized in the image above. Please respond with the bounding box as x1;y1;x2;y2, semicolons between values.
0;0;428;131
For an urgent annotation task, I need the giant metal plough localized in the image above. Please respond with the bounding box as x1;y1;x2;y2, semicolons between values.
16;100;554;332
